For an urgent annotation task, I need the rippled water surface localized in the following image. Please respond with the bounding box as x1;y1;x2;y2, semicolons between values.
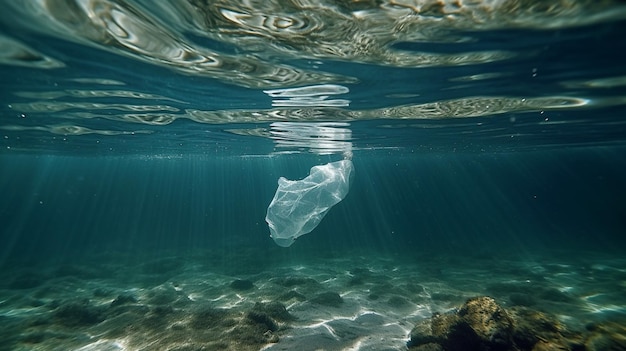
1;0;626;154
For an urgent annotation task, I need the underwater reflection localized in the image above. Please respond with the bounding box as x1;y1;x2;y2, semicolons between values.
2;0;625;88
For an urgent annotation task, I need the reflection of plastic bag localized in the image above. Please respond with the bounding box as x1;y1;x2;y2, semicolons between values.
266;160;353;247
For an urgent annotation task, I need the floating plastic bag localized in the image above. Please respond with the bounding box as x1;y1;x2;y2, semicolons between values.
266;159;353;247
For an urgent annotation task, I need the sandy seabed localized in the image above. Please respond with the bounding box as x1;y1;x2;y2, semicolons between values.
1;247;625;351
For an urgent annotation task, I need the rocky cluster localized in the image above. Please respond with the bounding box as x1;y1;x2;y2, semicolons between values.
407;296;625;351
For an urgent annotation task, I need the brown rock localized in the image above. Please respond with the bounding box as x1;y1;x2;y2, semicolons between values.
457;296;514;350
407;296;591;351
584;321;626;351
413;342;445;351
408;318;439;347
409;297;514;351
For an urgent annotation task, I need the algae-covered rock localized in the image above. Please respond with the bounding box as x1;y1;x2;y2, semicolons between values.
508;306;565;350
432;313;481;351
251;301;294;322
244;301;293;332
457;296;514;350
230;279;254;291
584;321;626;351
407;318;438;347
407;296;579;351
53;299;104;327
311;291;344;307
412;343;444;351
245;310;278;332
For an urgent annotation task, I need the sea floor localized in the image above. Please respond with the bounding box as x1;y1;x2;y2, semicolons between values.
1;247;625;351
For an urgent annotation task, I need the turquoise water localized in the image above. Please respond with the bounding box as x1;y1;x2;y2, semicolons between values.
1;1;626;350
